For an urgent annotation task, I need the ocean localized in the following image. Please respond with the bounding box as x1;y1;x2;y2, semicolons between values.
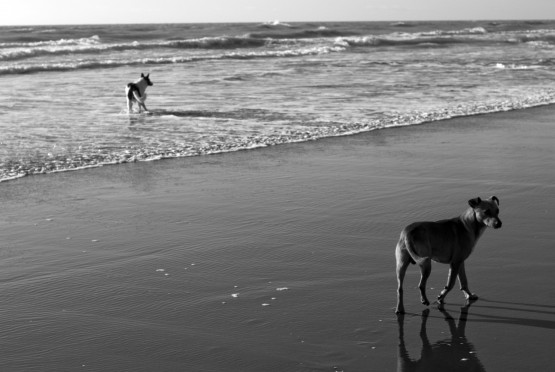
1;20;555;181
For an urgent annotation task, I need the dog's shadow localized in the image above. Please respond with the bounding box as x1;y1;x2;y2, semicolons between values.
126;109;239;126
463;299;555;330
126;108;293;122
397;304;487;372
125;108;221;120
150;109;222;118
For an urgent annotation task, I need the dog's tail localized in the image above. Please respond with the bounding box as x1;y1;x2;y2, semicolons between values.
397;231;417;265
132;91;147;104
126;83;146;103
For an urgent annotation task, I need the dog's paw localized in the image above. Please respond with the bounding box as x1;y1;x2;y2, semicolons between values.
465;294;478;307
435;296;446;310
463;291;478;301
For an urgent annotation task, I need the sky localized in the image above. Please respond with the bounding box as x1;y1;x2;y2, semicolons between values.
1;0;554;25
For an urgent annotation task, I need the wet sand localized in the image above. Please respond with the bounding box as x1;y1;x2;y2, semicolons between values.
1;105;554;371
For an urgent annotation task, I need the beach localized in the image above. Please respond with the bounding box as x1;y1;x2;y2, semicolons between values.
1;104;554;371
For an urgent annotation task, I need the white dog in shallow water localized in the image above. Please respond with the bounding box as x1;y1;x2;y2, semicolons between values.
125;73;153;113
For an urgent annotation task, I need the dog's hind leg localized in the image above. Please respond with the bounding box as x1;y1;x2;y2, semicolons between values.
132;92;148;113
417;258;432;306
395;242;412;314
139;92;148;112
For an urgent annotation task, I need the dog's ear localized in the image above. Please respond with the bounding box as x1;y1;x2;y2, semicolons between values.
146;73;150;78
468;197;482;208
490;196;500;206
141;73;145;78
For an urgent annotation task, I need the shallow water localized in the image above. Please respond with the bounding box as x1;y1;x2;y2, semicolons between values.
2;20;555;181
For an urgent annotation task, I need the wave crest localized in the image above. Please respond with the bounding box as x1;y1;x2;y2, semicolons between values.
0;45;346;75
0;35;272;62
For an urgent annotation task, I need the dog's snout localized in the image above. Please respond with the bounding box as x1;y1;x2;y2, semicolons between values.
494;219;502;229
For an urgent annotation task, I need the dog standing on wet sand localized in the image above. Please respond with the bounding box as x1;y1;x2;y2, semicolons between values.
126;73;153;114
395;196;502;314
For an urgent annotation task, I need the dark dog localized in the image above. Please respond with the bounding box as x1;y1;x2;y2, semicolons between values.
126;73;153;113
395;196;502;314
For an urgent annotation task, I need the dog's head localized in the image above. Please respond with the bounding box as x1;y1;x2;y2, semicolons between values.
141;73;153;86
468;196;502;229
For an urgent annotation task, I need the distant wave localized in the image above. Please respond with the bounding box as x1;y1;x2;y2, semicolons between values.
336;27;555;48
0;35;273;62
390;22;416;27
247;28;360;39
259;20;293;28
0;35;101;48
494;62;544;70
0;45;346;75
421;27;488;36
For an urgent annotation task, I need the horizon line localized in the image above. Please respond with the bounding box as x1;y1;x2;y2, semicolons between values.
1;18;553;27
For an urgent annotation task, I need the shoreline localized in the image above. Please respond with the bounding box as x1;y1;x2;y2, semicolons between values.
1;104;554;371
3;100;555;184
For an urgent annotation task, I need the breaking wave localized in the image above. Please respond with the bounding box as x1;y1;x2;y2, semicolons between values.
0;35;273;62
2;91;555;183
0;45;346;75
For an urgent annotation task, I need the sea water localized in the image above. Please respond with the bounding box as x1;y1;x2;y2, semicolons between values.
2;20;555;181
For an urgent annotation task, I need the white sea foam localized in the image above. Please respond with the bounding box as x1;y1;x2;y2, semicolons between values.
3;89;555;183
0;35;100;48
495;63;542;70
261;20;292;28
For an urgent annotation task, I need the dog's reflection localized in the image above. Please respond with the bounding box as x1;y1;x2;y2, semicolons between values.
397;305;486;372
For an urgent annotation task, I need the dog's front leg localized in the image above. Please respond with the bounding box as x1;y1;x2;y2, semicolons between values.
457;262;478;301
418;258;432;306
437;262;461;304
